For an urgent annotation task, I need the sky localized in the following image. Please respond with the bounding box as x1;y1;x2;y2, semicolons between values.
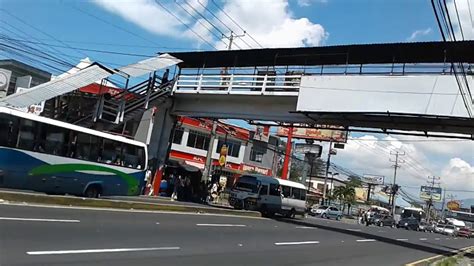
0;0;473;201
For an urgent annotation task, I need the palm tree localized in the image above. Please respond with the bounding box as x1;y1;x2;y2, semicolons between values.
332;185;356;214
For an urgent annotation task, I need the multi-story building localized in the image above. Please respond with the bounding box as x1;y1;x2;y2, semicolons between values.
168;117;283;187
0;59;52;97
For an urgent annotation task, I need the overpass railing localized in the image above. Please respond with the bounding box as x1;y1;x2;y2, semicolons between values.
172;74;301;96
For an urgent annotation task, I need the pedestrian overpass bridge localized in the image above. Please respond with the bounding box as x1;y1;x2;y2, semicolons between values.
1;41;473;165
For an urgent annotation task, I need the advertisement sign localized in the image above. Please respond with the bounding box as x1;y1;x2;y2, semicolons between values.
420;186;442;201
0;68;12;98
251;125;270;143
362;174;384;185
447;200;460;211
240;164;272;176
276;126;347;142
294;143;322;156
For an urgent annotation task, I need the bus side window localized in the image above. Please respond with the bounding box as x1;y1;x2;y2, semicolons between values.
44;126;67;156
0;113;18;147
259;185;268;195
300;189;306;200
269;184;280;196
17;119;37;151
291;188;301;199
89;136;101;162
102;139;123;166
123;144;140;168
282;186;291;198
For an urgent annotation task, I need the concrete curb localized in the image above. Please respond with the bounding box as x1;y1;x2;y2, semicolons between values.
405;245;474;266
0;191;261;218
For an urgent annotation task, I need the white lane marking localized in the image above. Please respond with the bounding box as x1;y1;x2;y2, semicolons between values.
295;226;316;229
196;223;246;227
356;239;376;242
396;239;409;241
238;244;243;247
347;229;362;232
435;238;440;240
378;230;386;233
155;222;160;225
274;241;319;246
0;217;80;223
0;202;265;220
419;238;427;241
27;247;180;255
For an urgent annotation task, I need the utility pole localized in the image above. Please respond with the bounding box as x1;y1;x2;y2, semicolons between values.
202;32;245;183
390;150;405;216
425;176;441;222
322;139;333;204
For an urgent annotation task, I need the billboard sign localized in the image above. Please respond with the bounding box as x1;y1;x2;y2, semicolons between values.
362;174;384;185
420;186;442;201
0;68;12;98
294;143;322;156
251;125;270;143
276;126;347;142
447;200;460;211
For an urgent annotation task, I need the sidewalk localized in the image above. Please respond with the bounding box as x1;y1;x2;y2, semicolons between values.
105;195;234;210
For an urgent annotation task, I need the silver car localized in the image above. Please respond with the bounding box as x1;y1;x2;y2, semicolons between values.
311;206;342;220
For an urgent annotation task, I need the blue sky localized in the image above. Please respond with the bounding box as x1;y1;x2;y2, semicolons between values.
1;0;442;73
1;0;473;200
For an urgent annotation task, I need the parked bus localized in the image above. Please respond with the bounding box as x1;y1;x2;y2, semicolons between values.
0;107;147;197
229;174;306;218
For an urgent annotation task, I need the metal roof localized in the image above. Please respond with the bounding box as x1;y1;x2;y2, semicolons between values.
0;63;113;108
118;53;182;77
169;41;474;68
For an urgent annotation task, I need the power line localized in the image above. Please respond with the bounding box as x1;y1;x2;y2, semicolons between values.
195;0;253;49
210;0;263;48
0;36;154;58
452;0;466;40
175;1;231;49
65;3;163;47
0;8;88;58
154;0;218;50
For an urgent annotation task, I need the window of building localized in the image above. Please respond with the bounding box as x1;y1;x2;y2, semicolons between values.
187;130;210;150
172;127;184;144
250;147;265;162
216;138;241;157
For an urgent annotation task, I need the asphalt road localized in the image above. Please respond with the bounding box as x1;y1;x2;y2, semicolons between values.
0;203;472;266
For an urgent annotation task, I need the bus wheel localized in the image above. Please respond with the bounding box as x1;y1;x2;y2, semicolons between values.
85;185;101;198
286;209;295;218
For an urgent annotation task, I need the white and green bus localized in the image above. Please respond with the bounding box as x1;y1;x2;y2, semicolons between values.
0;107;147;197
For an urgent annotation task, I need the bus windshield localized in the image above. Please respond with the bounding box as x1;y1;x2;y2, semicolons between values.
233;175;259;193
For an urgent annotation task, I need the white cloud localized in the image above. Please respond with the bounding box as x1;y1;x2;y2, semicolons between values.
406;28;432;41
332;134;474;199
92;0;328;49
446;0;474;40
215;0;327;49
92;0;181;36
441;158;474;192
297;0;328;7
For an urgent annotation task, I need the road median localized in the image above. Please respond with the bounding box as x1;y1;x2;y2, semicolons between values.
405;245;474;266
0;190;261;218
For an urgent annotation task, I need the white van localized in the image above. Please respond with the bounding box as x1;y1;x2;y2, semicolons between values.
229;174;306;218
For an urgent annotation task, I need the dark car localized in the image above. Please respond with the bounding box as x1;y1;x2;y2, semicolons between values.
397;217;419;230
372;214;395;227
457;227;471;238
